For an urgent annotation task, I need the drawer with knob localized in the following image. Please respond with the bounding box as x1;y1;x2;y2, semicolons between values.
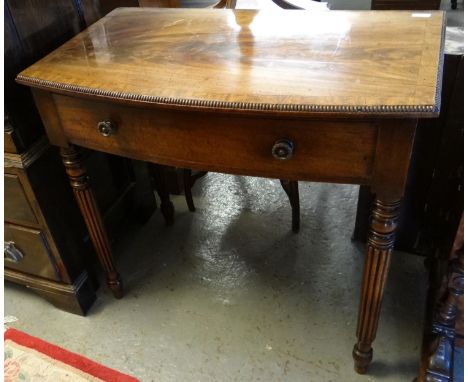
4;223;60;281
51;95;377;184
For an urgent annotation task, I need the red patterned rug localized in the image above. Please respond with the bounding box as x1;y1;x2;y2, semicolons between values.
4;328;140;381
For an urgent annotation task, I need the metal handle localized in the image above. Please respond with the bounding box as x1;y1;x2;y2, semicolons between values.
97;120;117;137
4;241;24;263
272;139;294;160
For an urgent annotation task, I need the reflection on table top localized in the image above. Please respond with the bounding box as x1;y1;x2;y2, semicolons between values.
18;8;445;116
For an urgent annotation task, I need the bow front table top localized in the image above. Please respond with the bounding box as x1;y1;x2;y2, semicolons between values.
17;8;445;374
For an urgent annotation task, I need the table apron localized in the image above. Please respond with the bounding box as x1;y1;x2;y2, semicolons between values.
51;94;379;184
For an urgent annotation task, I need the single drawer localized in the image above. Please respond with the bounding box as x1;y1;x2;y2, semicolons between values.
54;95;377;184
5;174;38;226
4;223;59;281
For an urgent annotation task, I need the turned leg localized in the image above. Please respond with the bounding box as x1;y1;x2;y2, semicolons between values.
353;198;401;373
280;180;300;233
150;164;175;225
60;146;123;298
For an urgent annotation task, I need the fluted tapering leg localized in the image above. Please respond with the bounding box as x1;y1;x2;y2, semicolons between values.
280;180;300;233
60;146;123;299
353;198;401;373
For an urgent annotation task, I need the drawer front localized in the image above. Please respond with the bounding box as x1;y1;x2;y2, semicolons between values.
55;96;377;184
4;223;59;281
5;174;38;226
4;130;19;154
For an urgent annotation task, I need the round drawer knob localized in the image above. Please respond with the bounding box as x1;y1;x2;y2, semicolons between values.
97;120;117;137
272;139;294;160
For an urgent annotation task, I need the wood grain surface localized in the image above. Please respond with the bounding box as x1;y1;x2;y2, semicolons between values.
17;8;445;117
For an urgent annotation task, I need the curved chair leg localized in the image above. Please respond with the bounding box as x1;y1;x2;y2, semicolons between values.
150;164;175;225
183;169;196;212
280;180;300;233
183;169;208;212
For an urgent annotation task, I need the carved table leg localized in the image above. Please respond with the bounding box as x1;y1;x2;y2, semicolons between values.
424;249;464;381
280;180;300;233
353;198;401;373
150;164;175;225
60;146;123;299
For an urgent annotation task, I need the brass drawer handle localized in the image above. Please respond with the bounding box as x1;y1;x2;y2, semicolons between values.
272;139;294;160
4;241;24;263
97;120;117;137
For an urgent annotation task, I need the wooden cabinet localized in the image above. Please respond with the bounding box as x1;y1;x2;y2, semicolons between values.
4;1;83;154
4;141;96;314
5;224;62;282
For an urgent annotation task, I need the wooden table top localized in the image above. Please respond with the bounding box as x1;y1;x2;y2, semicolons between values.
17;8;445;117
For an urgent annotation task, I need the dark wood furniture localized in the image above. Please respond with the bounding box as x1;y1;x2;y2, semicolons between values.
4;139;97;315
413;28;464;370
4;0;156;314
417;215;464;381
17;8;445;372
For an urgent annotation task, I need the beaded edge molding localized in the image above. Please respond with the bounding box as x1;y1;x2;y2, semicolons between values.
17;75;438;114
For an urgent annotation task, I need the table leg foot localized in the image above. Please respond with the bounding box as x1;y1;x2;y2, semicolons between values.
354;197;401;373
108;274;124;299
353;343;372;374
160;199;175;225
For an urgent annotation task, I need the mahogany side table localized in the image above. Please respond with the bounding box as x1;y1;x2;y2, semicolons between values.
17;8;445;373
